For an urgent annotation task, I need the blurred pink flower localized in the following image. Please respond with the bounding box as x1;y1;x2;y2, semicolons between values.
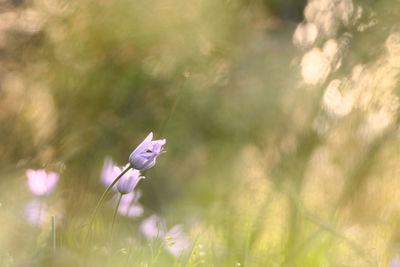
117;191;143;218
25;199;47;225
391;256;400;267
140;215;166;239
26;169;59;196
140;214;190;257
129;132;166;171
100;157;119;189
165;225;191;257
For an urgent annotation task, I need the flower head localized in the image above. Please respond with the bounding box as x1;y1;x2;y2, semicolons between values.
165;225;191;256
117;191;144;218
25;199;47;225
26;169;59;196
100;157;119;190
140;214;190;257
116;165;144;194
129;132;166;171
140;215;166;239
391;256;400;267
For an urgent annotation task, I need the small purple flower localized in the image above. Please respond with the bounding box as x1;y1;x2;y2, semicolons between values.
25;199;47;225
129;132;166;171
116;165;144;194
165;225;191;256
391;256;400;267
26;169;59;196
140;215;190;257
140;215;166;239
117;191;144;218
100;157;119;189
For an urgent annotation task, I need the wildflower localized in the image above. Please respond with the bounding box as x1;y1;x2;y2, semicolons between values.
140;214;190;256
26;169;59;196
100;157;119;189
391;255;400;267
140;215;166;239
25;199;47;225
129;132;166;171
117;191;143;218
116;165;144;194
165;225;190;256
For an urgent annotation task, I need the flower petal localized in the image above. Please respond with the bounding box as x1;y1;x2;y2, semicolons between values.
130;132;153;158
101;157;119;189
45;172;59;194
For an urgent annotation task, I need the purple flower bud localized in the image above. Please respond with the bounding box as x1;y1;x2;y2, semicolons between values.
26;169;59;196
129;132;166;171
116;166;144;194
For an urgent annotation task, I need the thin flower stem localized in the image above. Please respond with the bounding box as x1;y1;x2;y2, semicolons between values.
289;192;377;267
86;165;132;243
51;215;56;256
110;193;123;244
301;211;377;267
124;244;133;266
158;73;188;137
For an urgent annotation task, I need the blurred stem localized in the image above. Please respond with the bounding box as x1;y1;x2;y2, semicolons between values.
158;73;188;137
125;244;133;266
110;193;123;244
182;235;200;267
302;211;377;267
150;236;163;266
51;215;56;256
289;193;377;267
87;166;132;243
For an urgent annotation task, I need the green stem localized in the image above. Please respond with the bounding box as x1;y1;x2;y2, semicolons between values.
51;215;56;256
301;211;377;267
158;74;188;137
110;193;123;243
87;166;132;243
289;193;377;267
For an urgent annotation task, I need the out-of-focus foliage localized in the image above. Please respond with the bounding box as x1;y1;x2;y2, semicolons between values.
1;0;400;266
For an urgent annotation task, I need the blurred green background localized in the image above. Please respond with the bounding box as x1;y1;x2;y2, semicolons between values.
1;0;400;266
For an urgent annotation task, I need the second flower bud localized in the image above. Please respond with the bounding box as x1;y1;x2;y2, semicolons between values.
116;165;144;195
